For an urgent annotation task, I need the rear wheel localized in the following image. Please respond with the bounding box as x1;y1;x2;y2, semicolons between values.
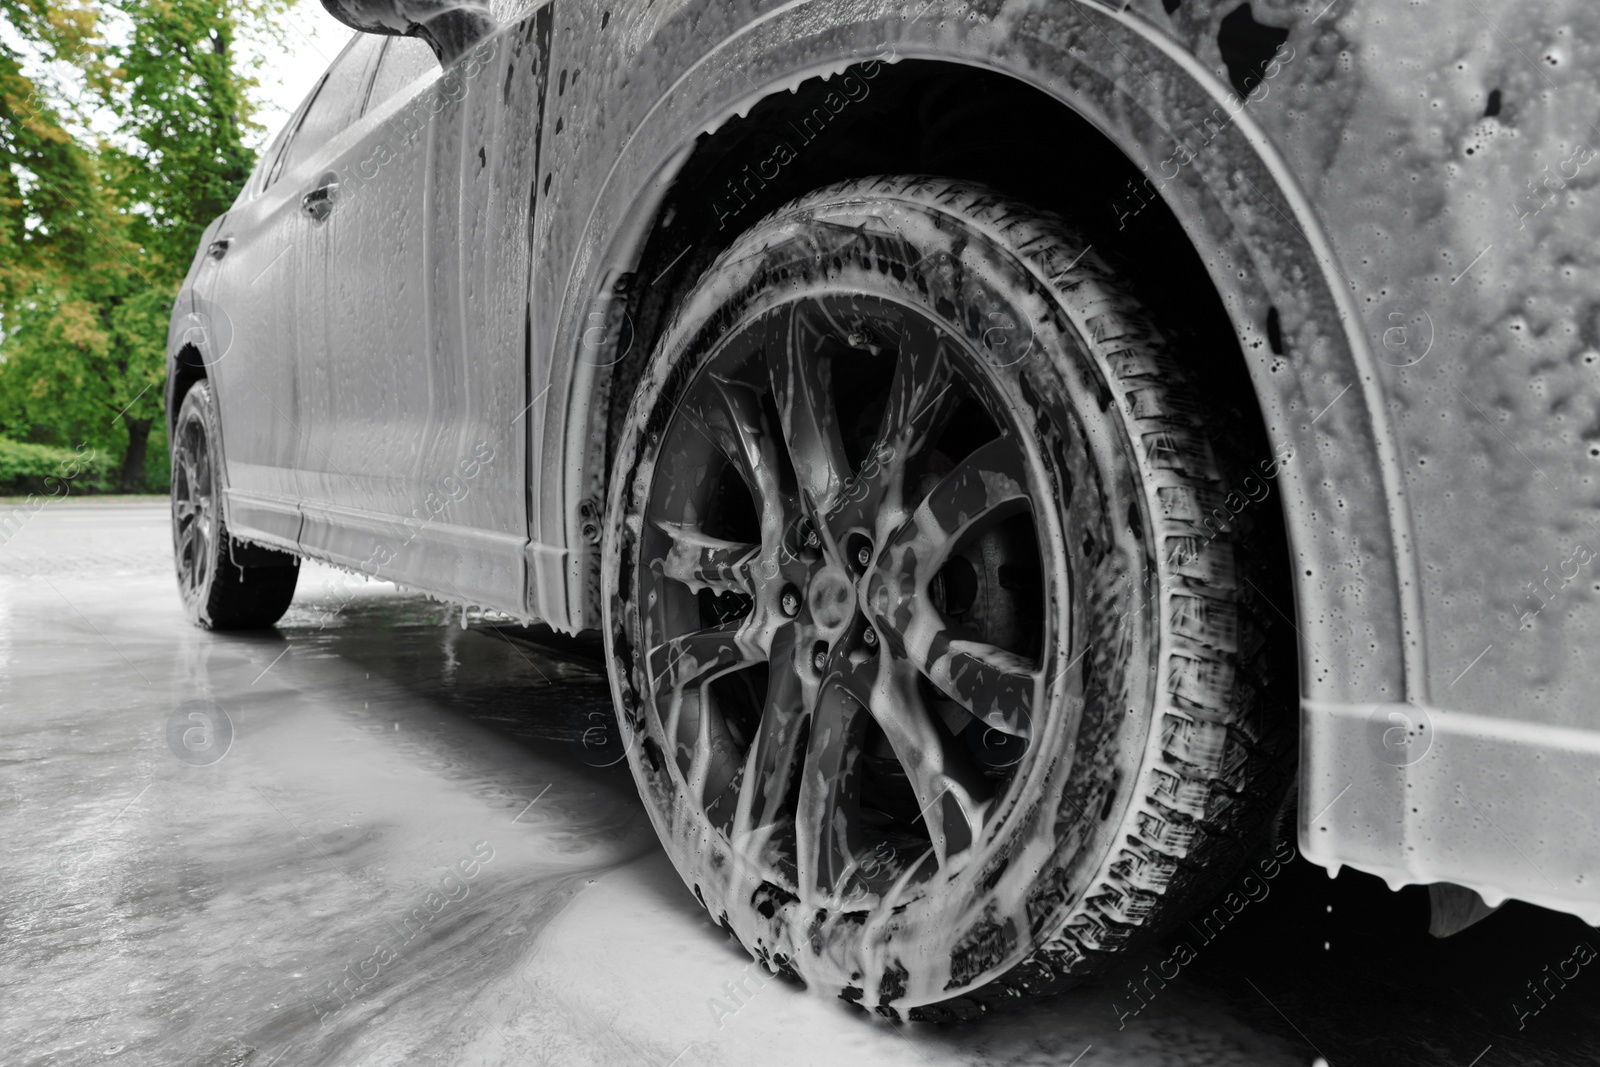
602;177;1293;1017
171;380;299;630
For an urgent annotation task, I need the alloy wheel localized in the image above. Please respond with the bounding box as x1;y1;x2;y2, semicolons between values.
635;294;1060;906
172;414;217;603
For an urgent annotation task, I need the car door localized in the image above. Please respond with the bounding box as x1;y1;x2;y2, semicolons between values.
297;34;531;614
198;117;298;548
205;34;381;546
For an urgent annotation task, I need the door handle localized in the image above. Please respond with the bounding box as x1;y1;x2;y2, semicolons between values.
300;173;339;224
206;238;231;260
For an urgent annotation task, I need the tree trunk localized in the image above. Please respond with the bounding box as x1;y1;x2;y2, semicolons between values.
118;417;153;493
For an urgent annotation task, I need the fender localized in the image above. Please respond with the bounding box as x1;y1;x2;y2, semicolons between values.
536;5;1415;702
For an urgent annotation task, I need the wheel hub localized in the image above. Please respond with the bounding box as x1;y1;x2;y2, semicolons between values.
805;564;858;633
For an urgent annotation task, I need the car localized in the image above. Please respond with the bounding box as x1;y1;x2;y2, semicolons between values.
165;0;1600;1020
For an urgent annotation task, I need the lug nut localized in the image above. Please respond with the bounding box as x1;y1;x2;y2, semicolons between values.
812;648;829;672
862;626;877;648
803;525;821;549
856;543;872;568
780;586;801;617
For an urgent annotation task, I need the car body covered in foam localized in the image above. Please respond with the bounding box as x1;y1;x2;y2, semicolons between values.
167;0;1600;944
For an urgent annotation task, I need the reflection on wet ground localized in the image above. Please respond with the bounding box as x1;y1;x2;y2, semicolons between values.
1;505;1592;1066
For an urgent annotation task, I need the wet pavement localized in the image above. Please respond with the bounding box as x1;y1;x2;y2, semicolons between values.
2;502;1594;1067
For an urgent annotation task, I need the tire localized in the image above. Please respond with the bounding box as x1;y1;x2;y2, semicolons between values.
171;380;299;630
601;176;1294;1019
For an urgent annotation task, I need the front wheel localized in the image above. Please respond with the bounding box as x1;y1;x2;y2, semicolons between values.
602;177;1293;1018
171;380;299;629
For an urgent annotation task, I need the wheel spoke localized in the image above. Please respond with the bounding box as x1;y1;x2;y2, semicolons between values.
766;306;852;517
926;639;1038;738
654;522;758;597
177;523;198;585
868;655;991;867
794;662;870;899
193;520;211;584
649;619;763;710
824;329;959;542
193;435;212;496
908;435;1030;552
649;619;765;803
684;375;785;517
868;435;1030;619
864;435;1039;735
878;329;958;479
731;625;808;839
184;519;210;592
681;374;798;583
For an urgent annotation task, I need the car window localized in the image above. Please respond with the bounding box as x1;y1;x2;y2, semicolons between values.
266;35;381;188
364;36;438;117
252;115;296;198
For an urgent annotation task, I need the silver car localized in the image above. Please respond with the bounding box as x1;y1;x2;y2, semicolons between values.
166;0;1600;1019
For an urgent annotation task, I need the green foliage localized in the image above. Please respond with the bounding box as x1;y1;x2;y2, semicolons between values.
0;434;109;492
0;0;112;313
104;0;264;270
0;267;166;467
0;0;290;492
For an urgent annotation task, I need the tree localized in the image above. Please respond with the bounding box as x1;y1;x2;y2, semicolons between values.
0;0;107;314
0;0;288;492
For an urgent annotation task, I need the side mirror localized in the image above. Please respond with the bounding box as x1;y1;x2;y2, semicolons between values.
318;0;495;67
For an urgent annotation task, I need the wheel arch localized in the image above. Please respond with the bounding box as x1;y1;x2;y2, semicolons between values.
167;343;207;440
544;2;1422;725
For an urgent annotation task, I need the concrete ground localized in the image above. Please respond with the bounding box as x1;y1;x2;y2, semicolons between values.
1;503;1592;1067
